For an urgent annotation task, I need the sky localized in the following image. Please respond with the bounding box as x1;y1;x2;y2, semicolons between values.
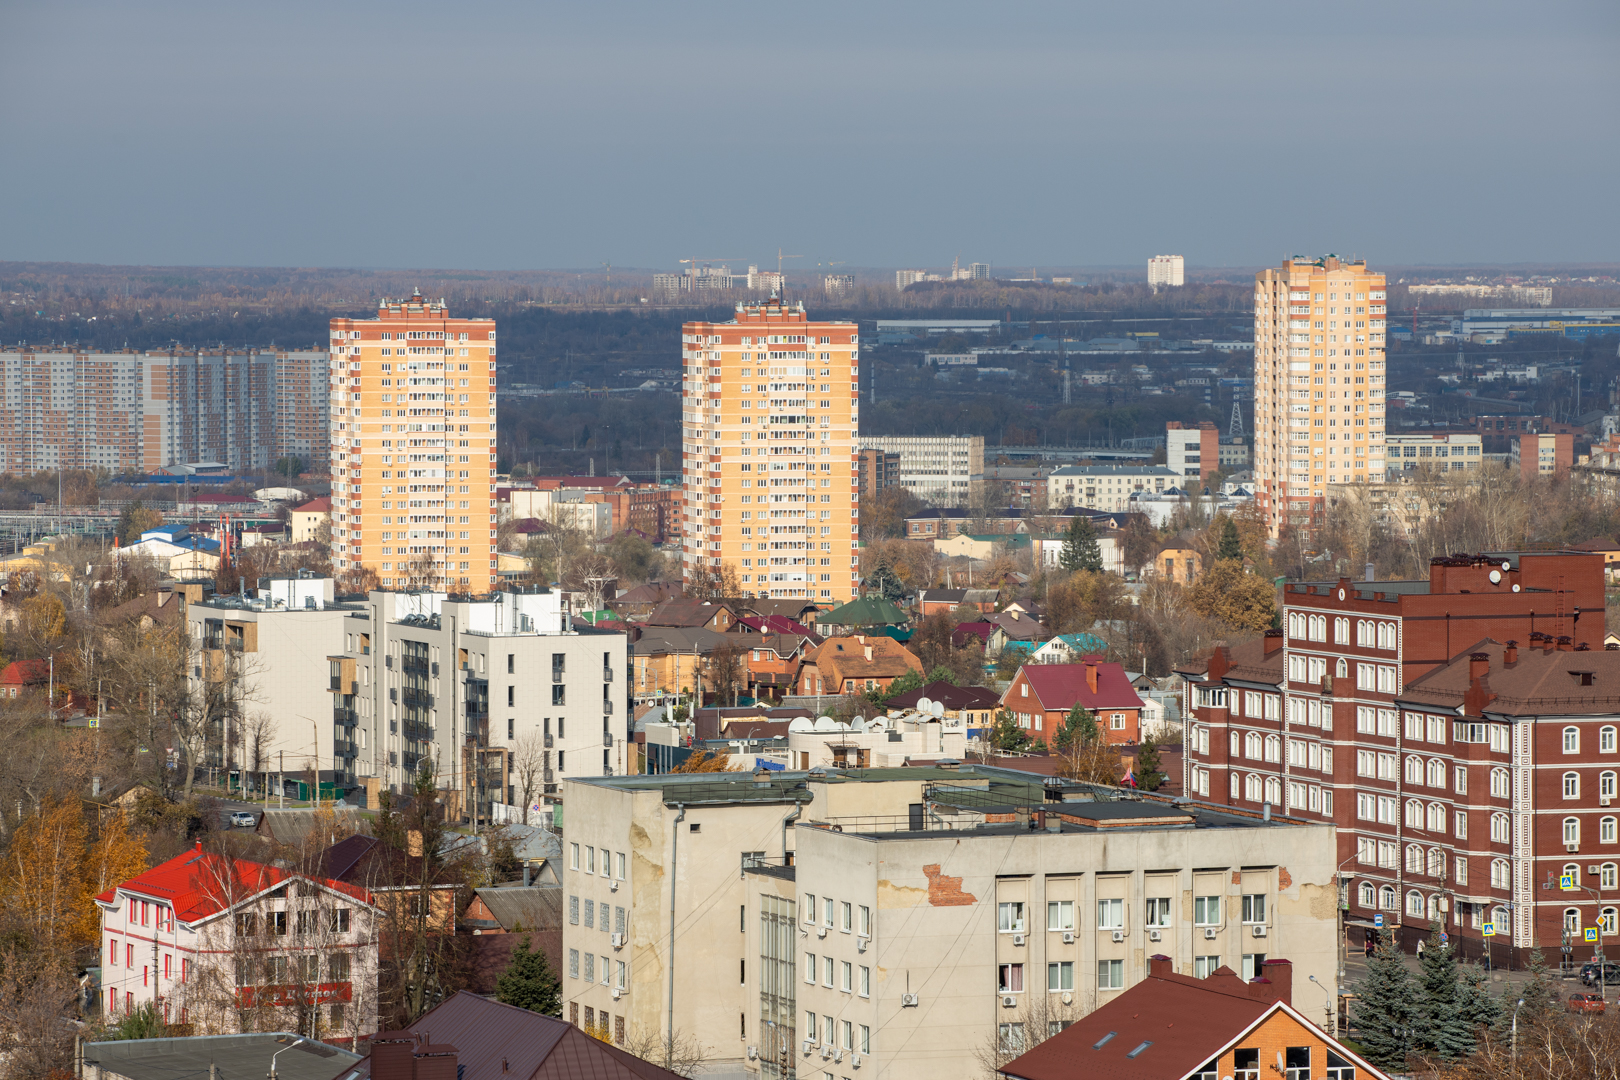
2;0;1617;273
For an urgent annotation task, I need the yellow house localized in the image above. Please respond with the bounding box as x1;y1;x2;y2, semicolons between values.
630;627;730;701
933;533;998;560
1153;545;1202;584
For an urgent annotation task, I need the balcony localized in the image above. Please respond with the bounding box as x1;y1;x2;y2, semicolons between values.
603;667;614;683
603;733;614;748
602;699;614;715
544;733;554;749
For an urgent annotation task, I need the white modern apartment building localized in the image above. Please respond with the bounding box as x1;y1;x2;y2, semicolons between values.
1047;464;1181;512
680;299;861;603
560;765;1337;1080
1148;255;1185;288
857;436;984;506
1251;256;1387;537
1384;432;1484;475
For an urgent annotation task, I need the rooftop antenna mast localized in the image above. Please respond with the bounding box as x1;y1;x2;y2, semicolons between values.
1229;399;1245;438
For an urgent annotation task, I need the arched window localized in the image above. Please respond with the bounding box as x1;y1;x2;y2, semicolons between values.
1265;735;1281;763
1491;813;1511;843
1564;862;1581;887
1264;777;1282;805
1405;844;1424;873
1491;859;1510;889
1602;772;1617;800
1604;817;1618;844
1428;848;1445;878
1358;881;1375;908
1245;732;1263;759
1427;758;1446;787
1564;772;1581;799
1603;907;1619;936
1564;726;1580;754
1406;890;1425;918
1603;864;1618;890
1380;885;1397;911
1405;755;1424;784
1427;802;1447;833
1564;908;1581;932
1493;906;1509;935
1427;894;1443;921
1491;767;1510;798
1245;774;1262;802
1564;817;1581;846
1406;799;1425;829
1603;726;1618;754
1378;622;1397;650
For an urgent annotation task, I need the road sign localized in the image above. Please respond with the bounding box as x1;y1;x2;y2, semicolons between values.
1562;872;1577;891
1483;922;1496;937
1374;914;1384;928
1440;932;1449;946
1587;928;1600;943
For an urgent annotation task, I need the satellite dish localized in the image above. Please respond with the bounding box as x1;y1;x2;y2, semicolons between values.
917;697;932;713
932;701;945;718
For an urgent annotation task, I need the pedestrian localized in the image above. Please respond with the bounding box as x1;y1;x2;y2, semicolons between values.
1416;938;1426;959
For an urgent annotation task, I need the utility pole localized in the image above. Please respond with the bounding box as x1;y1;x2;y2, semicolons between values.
278;750;284;809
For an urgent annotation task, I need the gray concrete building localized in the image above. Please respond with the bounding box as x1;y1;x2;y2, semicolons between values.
857;436;984;507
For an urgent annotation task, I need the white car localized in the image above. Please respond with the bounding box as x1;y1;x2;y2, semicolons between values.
230;811;257;828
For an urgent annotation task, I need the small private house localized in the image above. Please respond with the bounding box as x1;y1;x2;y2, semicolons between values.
1000;658;1146;745
999;955;1388;1080
97;842;379;1038
796;634;923;697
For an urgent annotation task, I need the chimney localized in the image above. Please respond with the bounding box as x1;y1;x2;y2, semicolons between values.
1251;958;1292;1005
1364;562;1375;581
523;864;531;887
371;1034;418;1080
413;1046;459;1080
1085;660;1099;694
1558;635;1574;652
1262;629;1283;657
1504;640;1519;665
1469;652;1489;682
1148;954;1174;979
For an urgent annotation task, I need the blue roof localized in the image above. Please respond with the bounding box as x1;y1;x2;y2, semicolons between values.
1051;632;1109;653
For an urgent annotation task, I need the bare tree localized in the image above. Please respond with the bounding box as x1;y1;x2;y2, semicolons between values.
243;711;276;804
510;732;547;826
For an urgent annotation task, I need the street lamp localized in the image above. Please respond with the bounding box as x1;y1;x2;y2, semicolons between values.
269;1037;306;1080
1511;997;1525;1071
1307;974;1335;1037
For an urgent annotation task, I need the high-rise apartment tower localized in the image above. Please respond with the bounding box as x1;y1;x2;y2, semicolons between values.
328;295;498;592
1147;254;1185;287
1252;256;1388;536
680;299;861;602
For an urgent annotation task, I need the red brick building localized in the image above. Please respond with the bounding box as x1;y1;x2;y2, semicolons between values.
1179;550;1613;964
1000;658;1145;746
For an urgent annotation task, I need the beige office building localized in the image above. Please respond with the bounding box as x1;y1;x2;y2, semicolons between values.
1252;256;1388;536
681;299;861;603
328;296;497;592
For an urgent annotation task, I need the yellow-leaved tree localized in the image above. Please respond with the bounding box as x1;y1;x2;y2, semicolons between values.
0;798;87;957
76;809;150;945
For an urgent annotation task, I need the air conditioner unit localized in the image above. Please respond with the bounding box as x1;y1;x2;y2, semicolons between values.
746;1047;758;1061
611;933;625;949
834;1050;843;1063
1001;995;1017;1008
901;993;919;1008
1204;927;1219;940
1149;930;1162;942
1111;930;1125;943
802;1040;814;1056
1012;934;1026;946
1593;865;1604;876
1062;931;1075;944
1252;925;1268;938
851;1054;862;1069
821;1047;832;1060
611;987;622;1000
818;926;828;938
1604;798;1613;807
1568;844;1581;853
857;937;869;953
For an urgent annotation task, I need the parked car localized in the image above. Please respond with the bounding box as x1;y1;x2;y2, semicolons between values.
230;811;257;828
1568;992;1607;1014
1579;962;1620;986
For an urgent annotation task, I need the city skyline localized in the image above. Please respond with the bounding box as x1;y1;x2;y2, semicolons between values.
2;2;1615;270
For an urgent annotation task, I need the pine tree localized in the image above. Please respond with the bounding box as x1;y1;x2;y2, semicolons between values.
1216;517;1243;562
1351;934;1419;1069
1052;703;1098;754
1135;735;1165;791
1413;922;1474;1059
1455;960;1502;1038
496;935;561;1016
1059;517;1103;573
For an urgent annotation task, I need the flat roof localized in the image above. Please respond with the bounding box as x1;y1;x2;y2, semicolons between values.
86;1034;359;1080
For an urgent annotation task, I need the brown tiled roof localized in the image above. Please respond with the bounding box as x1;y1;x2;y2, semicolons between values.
1179;636;1283;687
806;634;923;686
644;597;733;627
1399;638;1620;715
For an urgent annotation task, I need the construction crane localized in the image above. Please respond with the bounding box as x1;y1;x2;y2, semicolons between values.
601;262;612;284
776;248;803;273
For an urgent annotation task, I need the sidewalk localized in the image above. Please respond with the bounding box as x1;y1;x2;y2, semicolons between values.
1340;945;1602;1000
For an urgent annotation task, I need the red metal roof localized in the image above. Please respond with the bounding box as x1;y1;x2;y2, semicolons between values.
0;658;51;687
96;842;372;924
1008;659;1145;713
293;496;332;513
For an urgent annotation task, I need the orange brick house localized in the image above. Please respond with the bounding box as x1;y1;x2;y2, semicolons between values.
743;633;813;701
1001;955;1389;1080
797;634;923;697
999;657;1145;745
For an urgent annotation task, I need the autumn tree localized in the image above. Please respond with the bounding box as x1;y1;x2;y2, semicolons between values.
671;748;732;773
1119;513;1158;577
1185;560;1277;631
116;500;164;545
703;642;746;706
687;560;741;601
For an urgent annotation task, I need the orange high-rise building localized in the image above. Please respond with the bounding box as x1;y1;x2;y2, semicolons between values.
328;295;497;592
1252;256;1388;536
681;299;861;603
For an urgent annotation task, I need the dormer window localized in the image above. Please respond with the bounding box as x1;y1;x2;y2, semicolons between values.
1572;670;1596;687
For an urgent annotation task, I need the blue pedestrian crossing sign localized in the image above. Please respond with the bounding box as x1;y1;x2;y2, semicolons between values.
1482;922;1496;937
1587;928;1600;943
1562;872;1577;891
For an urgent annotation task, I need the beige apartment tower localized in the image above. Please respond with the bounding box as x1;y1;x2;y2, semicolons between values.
328;296;497;592
681;299;861;603
1252;256;1388;536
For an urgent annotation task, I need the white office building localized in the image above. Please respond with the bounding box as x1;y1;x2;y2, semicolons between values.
1148;255;1185;288
857;436;984;506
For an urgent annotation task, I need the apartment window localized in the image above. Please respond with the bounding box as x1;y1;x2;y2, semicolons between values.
571;843;580;870
1491;768;1510;798
824;956;834;987
1241;894;1266;925
1097;959;1124;990
1096;898;1124;930
804;954;816;983
1194;896;1221;927
1564;772;1581;799
569;895;579;925
804;1012;817;1042
586;847;596;874
1604;864;1620;890
1241;953;1268;980
1047;962;1074;991
568;949;579;979
1145;898;1172;928
1602;772;1617;800
1492;813;1510;843
998;1024;1026;1053
998;902;1027;933
1603;726;1618;753
1564;818;1581;846
1604;817;1618;844
1565;727;1580;754
1455;766;1468;794
841;961;852;992
1455;810;1468;839
840;902;852;932
1193;956;1222;979
824;897;834;926
860;1025;870;1054
805;895;816;922
997;963;1025;993
859;966;870;996
858;905;871;936
1047;901;1074;931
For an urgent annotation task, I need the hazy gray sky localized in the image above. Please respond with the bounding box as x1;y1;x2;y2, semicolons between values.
2;0;1616;272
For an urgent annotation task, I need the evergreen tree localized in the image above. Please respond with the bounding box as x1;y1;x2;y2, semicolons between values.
1507;946;1557;1027
1455;960;1502;1039
1413;922;1474;1059
496;935;561;1016
990;709;1030;753
1216;517;1243;562
1059;516;1103;573
1052;704;1098;754
1351;934;1419;1070
1135;735;1165;791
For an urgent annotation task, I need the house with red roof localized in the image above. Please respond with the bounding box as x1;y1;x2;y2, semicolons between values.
1000;658;1145;745
288;496;332;543
1000;954;1388;1080
96;841;379;1037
